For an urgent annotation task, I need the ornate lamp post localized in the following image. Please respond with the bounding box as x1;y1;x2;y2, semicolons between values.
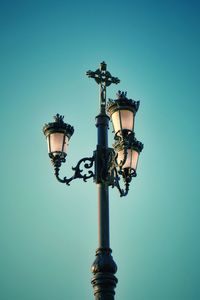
43;62;143;299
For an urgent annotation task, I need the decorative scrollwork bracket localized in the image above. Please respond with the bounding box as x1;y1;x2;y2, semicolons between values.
93;146;116;185
93;145;136;196
50;155;95;186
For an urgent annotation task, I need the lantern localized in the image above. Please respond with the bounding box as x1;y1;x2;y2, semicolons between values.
43;114;74;160
114;135;143;176
107;91;140;137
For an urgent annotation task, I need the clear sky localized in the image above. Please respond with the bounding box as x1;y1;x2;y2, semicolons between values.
1;0;200;299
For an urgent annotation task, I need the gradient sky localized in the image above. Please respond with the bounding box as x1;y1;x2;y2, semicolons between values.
1;1;200;299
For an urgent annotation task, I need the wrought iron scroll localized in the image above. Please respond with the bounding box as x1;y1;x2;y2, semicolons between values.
111;167;129;197
93;145;136;197
52;156;95;185
111;166;137;197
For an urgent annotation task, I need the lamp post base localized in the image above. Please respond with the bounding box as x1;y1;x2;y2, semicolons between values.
91;248;118;300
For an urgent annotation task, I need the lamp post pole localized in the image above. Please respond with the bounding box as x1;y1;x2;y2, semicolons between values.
43;62;143;300
89;62;118;299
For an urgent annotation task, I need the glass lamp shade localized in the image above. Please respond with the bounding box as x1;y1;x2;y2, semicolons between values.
43;114;74;159
47;133;69;157
117;148;139;170
111;109;134;134
114;135;143;173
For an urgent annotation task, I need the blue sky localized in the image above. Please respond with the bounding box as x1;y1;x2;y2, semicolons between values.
0;1;200;299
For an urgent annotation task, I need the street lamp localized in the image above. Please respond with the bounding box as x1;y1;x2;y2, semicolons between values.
42;62;143;299
107;90;139;136
43;113;74;159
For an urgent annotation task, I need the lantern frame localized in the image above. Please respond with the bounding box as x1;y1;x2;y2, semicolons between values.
114;133;143;178
107;91;140;137
43;114;74;161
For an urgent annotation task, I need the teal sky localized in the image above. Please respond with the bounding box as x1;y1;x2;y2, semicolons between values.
1;0;200;299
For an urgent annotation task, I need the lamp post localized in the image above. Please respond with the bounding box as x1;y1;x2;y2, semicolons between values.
43;62;143;299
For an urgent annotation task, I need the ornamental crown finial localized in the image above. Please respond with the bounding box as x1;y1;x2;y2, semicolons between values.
117;91;127;98
54;113;64;123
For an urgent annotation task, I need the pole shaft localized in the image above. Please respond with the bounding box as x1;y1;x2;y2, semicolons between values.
97;111;110;249
98;183;109;248
91;113;117;300
89;62;118;300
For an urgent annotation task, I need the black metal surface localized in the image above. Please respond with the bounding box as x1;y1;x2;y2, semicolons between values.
107;91;140;117
91;248;118;300
86;62;120;114
53;155;94;185
86;61;120;87
88;62;119;299
43;113;74;138
97;182;110;249
43;63;144;300
93;111;117;298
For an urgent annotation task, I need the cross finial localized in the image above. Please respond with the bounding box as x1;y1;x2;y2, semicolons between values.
100;61;106;71
86;62;120;114
86;62;120;87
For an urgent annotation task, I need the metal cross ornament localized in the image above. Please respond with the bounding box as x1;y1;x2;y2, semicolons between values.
86;61;120;113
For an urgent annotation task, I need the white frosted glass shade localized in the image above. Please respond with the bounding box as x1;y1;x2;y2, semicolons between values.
111;109;134;134
117;149;139;170
47;133;69;155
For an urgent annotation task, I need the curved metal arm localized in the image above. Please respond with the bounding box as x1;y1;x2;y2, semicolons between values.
111;167;129;197
111;166;137;197
53;156;95;186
